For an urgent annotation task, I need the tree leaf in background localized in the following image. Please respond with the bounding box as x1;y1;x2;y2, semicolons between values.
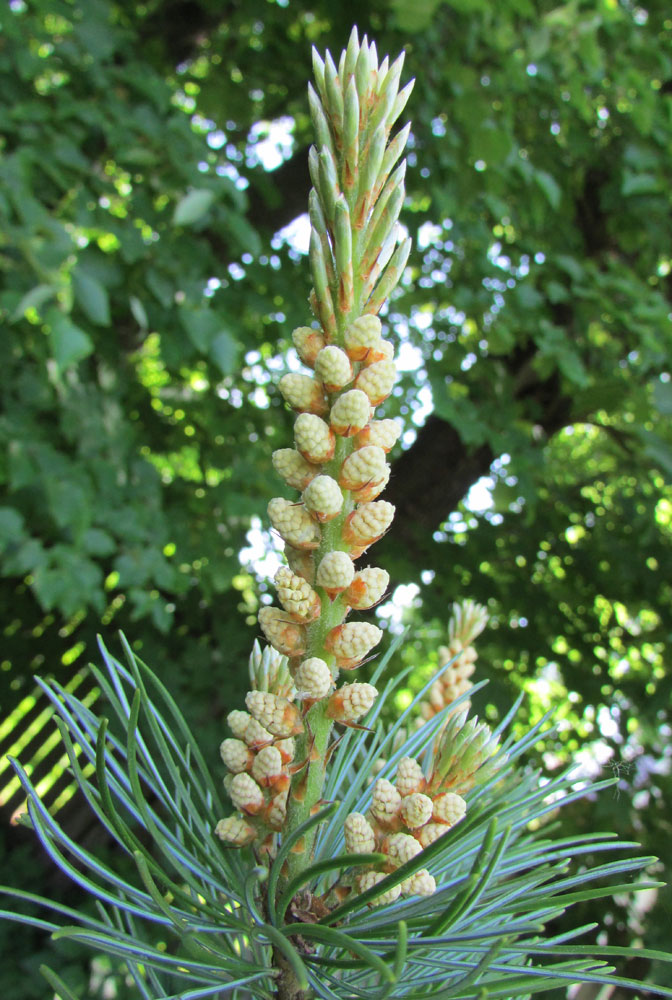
82;528;116;557
180;306;220;352
469;122;512;166
221;207;263;256
621;172;663;197
389;0;448;31
652;380;672;416
0;507;26;550
32;549;104;616
47;310;94;370
636;429;672;481
210;328;240;375
129;294;148;330
72;267;111;326
10;284;58;322
534;168;562;209
172;188;215;226
555;254;585;283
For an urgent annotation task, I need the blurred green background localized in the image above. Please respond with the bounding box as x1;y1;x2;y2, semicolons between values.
1;0;670;995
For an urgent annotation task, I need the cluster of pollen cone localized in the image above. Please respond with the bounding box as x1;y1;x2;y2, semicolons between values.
213;30;502;904
338;600;494;904
216;30;411;850
258;23;415;726
343;756;468;904
216;643;301;849
419;599;489;725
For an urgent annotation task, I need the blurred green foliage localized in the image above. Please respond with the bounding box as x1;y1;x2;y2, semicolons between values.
1;0;671;994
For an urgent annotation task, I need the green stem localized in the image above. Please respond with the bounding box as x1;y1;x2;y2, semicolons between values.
280;452;356;887
283;699;332;886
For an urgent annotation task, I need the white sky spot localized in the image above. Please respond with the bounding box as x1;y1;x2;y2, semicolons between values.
248;116;295;169
267;351;300;372
396;340;423;371
249;386;270;409
413;310;434;331
464;477;495;512
207;129;226;150
597;705;620;740
276;213;311;254
573;739;615;779
412;384;433;426
417;221;442;249
239;518;283;581
217;161;248;190
376;582;420;633
284;349;303;372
